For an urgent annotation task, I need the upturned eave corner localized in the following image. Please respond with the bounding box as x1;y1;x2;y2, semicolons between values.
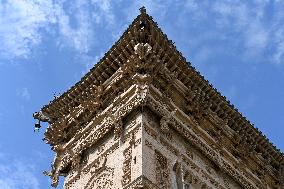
33;7;284;189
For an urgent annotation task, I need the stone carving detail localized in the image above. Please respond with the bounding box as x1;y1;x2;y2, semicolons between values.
122;146;133;186
48;88;145;181
186;87;211;121
155;150;170;189
124;175;144;189
91;156;107;174
86;167;114;189
134;43;152;60
71;154;81;170
160;138;179;156
223;177;231;189
173;162;183;189
124;175;160;189
144;125;158;139
113;119;123;140
173;161;203;189
147;97;257;189
64;142;119;188
145;140;153;149
160;115;170;133
159;110;177;140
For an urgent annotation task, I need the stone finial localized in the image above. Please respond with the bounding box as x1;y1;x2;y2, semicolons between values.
139;6;146;14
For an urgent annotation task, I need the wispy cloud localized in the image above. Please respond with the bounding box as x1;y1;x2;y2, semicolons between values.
0;0;116;60
54;1;93;54
189;0;284;64
136;0;284;64
0;160;39;189
91;0;115;25
0;0;56;60
1;0;284;64
17;87;31;101
212;1;269;56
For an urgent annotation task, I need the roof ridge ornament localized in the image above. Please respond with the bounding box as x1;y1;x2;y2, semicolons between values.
139;6;147;15
134;43;152;60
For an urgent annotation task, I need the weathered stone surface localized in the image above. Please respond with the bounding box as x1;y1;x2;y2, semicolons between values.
34;7;283;189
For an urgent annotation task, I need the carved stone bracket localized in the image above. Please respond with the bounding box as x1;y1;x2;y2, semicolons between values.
123;175;160;189
160;109;177;134
134;43;152;60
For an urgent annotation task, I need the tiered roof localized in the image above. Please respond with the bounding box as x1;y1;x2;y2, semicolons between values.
34;7;283;184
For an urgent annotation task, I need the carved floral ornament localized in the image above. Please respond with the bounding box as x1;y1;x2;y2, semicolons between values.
134;43;152;60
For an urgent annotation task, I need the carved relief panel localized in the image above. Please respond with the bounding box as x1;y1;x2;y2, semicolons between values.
86;167;114;189
155;150;171;189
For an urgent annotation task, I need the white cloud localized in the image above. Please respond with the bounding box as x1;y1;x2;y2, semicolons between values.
52;0;118;54
0;160;39;189
17;87;31;101
54;1;93;54
212;1;269;53
1;0;284;65
273;38;284;64
91;0;114;25
0;0;56;60
0;0;117;60
179;0;284;64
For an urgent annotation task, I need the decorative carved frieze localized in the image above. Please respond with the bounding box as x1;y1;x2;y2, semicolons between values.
114;118;123;140
145;140;153;150
123;175;160;189
85;167;114;189
155;150;170;189
122;146;133;186
64;142;119;187
134;43;152;60
146;95;257;189
34;7;283;189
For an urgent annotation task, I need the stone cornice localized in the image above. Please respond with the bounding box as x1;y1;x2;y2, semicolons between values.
46;79;278;188
146;82;281;188
48;82;149;187
144;89;258;188
34;8;283;187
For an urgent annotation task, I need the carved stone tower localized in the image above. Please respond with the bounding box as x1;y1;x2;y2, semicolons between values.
34;8;284;189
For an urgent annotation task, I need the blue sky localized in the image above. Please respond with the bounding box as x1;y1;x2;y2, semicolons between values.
0;0;284;188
